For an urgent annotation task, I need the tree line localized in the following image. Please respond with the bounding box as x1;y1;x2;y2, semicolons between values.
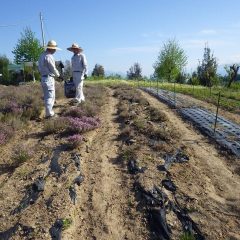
0;27;239;87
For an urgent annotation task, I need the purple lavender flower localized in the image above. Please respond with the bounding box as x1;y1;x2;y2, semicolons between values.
66;117;100;133
66;134;83;149
66;134;83;142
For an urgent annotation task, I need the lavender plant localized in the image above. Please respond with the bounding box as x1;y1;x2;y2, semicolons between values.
66;134;83;149
66;116;100;133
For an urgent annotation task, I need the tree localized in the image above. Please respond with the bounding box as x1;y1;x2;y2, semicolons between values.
92;64;105;77
189;71;199;85
224;64;240;88
127;62;142;80
197;44;218;86
154;39;187;82
176;71;188;84
106;73;122;80
12;27;43;64
0;55;10;84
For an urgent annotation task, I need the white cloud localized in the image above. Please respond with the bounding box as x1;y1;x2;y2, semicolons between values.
199;29;217;35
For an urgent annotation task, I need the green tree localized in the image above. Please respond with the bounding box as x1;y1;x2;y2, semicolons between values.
224;64;239;88
127;62;142;80
12;27;43;64
176;71;188;84
0;55;10;84
154;39;187;82
188;71;199;85
92;64;105;77
197;45;218;86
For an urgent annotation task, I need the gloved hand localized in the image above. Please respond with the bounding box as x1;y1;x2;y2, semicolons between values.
84;74;87;79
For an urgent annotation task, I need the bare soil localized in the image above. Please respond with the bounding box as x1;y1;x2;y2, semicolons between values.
0;86;239;240
140;90;240;239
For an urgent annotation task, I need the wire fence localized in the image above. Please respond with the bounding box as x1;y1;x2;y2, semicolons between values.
139;82;240;157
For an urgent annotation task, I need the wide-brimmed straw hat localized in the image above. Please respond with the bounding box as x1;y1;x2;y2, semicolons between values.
67;43;83;52
45;40;61;50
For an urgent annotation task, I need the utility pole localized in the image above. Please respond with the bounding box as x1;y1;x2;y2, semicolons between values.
40;12;45;47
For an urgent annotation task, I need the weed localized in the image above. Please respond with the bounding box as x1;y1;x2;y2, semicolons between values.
148;106;167;122
180;232;196;240
133;118;146;131
147;125;171;141
121;146;137;162
16;167;29;178
62;218;72;230
12;146;33;164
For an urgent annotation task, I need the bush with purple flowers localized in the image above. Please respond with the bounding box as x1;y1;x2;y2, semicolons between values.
0;84;43;121
66;116;100;133
66;134;83;149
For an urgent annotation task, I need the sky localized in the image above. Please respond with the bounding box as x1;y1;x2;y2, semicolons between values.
1;0;240;76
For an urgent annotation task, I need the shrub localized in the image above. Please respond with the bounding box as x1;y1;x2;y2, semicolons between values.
43;117;69;134
0;84;43;121
63;107;85;118
121;146;138;162
12;146;33;164
66;116;100;134
0;123;14;145
148;106;167;122
66;134;83;149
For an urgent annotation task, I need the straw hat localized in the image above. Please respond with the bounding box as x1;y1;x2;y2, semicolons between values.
45;40;61;50
67;43;83;52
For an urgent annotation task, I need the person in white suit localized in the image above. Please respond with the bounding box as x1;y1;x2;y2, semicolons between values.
38;40;61;118
67;43;88;104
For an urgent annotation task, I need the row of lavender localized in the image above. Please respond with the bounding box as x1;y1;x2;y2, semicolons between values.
0;84;43;145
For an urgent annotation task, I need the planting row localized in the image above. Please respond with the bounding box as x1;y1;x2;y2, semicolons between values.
113;86;203;239
0;84;107;239
143;87;240;157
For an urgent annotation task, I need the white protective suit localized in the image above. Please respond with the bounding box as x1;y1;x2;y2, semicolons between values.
38;51;60;117
71;52;88;103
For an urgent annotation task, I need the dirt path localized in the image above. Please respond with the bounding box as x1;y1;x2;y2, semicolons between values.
141;90;240;239
66;88;147;240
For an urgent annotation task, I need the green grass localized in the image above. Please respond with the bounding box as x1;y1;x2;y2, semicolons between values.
140;81;240;112
85;79;240;113
180;232;196;240
62;218;72;230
